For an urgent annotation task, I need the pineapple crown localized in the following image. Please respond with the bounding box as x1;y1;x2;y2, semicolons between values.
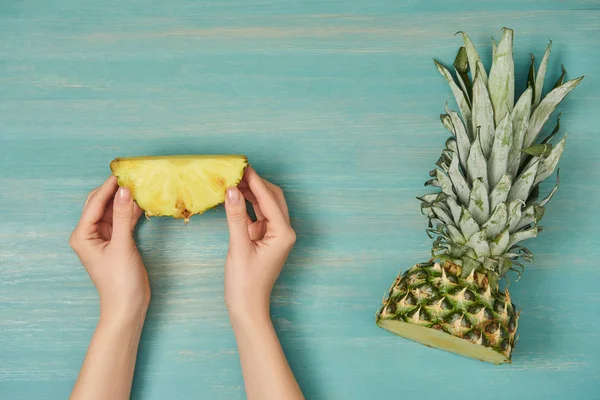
421;28;583;285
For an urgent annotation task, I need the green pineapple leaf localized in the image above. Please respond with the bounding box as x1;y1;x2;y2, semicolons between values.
446;104;472;166
472;65;496;156
508;226;539;248
466;130;489;189
553;65;567;89
539;169;560;207
491;228;511;256
527;54;536;102
507;199;526;232
534;40;552;108
521;143;552;157
488;27;514;124
482;202;508;239
453;46;472;102
458;31;488;84
508;86;533;177
489;174;512;211
468;178;490;225
541;113;561;144
489;113;514;188
524;77;583;149
435;60;472;134
534;136;566;185
459;207;480;239
448;154;471;205
508;159;539;202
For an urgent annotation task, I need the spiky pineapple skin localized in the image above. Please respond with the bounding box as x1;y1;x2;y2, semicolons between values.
376;261;518;363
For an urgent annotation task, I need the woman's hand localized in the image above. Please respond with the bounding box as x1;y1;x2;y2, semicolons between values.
224;167;304;400
223;166;297;321
69;175;150;400
69;175;150;322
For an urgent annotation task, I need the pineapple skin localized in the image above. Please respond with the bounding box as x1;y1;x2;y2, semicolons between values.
376;261;518;363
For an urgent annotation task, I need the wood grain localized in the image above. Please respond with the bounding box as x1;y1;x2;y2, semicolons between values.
1;1;599;399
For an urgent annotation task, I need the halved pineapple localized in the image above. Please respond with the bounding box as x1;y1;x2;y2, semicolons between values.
110;155;248;223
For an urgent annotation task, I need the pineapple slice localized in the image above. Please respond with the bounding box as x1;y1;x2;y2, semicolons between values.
110;155;248;223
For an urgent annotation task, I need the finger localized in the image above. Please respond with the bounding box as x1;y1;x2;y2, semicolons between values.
79;176;119;227
243;167;288;228
111;187;136;243
263;180;290;222
83;188;99;209
225;186;252;252
239;187;265;221
248;220;267;241
132;202;144;230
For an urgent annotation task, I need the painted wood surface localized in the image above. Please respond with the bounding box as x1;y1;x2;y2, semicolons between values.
1;1;599;399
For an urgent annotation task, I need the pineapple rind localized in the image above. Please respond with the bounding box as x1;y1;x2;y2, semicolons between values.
110;155;248;222
376;261;517;363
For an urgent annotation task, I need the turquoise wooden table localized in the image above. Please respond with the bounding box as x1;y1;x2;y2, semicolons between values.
1;1;599;399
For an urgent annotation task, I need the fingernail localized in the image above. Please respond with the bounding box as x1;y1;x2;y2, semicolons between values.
117;187;131;203
227;187;240;204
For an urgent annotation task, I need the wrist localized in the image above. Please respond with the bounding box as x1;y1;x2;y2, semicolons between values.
99;299;149;328
228;306;271;332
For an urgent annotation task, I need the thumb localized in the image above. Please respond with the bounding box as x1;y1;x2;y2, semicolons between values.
225;187;251;251
111;187;135;243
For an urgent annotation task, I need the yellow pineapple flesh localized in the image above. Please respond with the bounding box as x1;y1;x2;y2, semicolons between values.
110;155;248;223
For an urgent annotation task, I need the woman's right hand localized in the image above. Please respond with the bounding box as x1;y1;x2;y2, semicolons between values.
223;166;297;322
223;166;304;400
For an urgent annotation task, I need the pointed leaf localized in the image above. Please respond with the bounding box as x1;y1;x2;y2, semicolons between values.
468;178;490;225
448;153;470;205
446;196;463;224
482;202;508;239
528;54;536;101
492;37;497;59
466;230;490;258
508;159;539;202
425;178;440;188
488;27;514;124
446;104;471;168
418;193;442;204
455;70;472;107
522;143;552;157
491;228;510;256
508;87;533;176
541;113;561;144
539;169;560;207
472;65;495;156
441;113;454;134
466;132;489;189
534;41;552;108
459;31;487;84
435;60;472;132
507;199;525;232
553;65;566;89
524;77;584;148
446;138;458;154
453;46;472;102
508;226;539;248
459;207;480;239
488;113;514;188
435;169;454;198
432;206;454;225
489;174;512;211
447;225;466;244
515;203;539;231
535;136;566;186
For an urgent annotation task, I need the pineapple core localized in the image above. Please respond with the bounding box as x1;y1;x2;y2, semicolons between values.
110;155;248;223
